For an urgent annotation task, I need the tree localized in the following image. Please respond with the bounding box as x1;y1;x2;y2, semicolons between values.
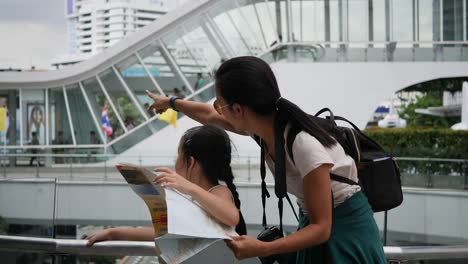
398;78;463;128
0;215;8;235
398;91;458;128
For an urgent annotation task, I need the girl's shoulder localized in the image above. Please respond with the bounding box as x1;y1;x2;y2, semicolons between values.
208;185;234;202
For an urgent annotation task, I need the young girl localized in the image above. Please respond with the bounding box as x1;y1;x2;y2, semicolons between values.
146;56;386;263
86;125;246;246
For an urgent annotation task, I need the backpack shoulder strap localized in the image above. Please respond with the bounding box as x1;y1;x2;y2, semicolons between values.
286;124;302;164
330;173;359;186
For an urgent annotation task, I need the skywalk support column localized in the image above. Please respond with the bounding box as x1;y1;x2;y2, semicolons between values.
7;90;17;166
275;0;282;41
368;0;374;47
325;0;331;46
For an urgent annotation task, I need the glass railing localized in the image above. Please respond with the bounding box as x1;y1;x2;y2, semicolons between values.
1;235;468;263
262;41;468;63
397;157;468;190
1;154;467;189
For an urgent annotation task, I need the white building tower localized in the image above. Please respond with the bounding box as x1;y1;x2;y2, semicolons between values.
52;0;186;68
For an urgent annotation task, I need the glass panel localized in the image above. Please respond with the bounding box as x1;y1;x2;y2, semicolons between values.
49;87;72;147
443;0;464;41
65;84;100;145
183;16;223;84
251;0;278;46
22;89;46;145
329;0;340;42
347;47;367;61
0;90;19;146
81;77;124;141
414;47;435;61
443;46;463;61
394;48;415;61
321;47;339;62
0;182;65;261
419;0;434;41
434;0;442;41
99;68;145;131
139;41;189;97
48;87;73;164
161;20;220;97
366;47;385;61
299;0;325;41
372;0;387;41
209;1;251;55
393;0;414;41
111;124;153;154
115;55;160;118
462;47;468;60
230;0;266;54
348;0;368;41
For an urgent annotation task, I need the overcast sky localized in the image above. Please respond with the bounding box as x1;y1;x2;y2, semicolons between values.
0;0;67;70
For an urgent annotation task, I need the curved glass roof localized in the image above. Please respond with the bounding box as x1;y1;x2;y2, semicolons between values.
0;0;467;163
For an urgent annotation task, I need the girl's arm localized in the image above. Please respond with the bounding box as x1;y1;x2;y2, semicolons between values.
189;184;240;227
154;168;240;227
86;227;155;246
145;90;245;135
226;164;333;259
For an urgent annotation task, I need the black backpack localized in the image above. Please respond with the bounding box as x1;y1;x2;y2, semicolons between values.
285;108;403;213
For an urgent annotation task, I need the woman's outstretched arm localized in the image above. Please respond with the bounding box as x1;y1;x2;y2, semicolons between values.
146;90;244;135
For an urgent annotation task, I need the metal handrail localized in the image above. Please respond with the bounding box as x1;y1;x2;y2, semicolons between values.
1;235;468;261
0;235;155;256
1;153;467;163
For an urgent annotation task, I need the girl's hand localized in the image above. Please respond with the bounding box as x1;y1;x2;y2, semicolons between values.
225;235;269;260
153;167;196;195
85;229;113;247
145;90;170;114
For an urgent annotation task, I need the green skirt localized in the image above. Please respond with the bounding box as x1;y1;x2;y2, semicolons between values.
296;192;386;264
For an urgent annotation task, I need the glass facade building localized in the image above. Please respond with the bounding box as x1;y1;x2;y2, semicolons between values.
1;0;468;164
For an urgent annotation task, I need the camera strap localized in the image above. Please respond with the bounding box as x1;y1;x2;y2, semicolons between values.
260;139;299;232
260;139;270;227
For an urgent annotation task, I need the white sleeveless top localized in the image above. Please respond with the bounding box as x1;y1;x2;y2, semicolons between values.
208;184;235;202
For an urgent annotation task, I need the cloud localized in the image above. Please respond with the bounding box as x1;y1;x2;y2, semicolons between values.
0;0;65;25
0;0;67;69
0;23;67;69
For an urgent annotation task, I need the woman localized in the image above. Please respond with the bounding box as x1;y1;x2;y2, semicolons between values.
146;56;386;263
86;125;246;246
28;105;45;144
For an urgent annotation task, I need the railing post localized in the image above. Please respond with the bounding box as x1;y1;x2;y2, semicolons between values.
2;155;6;178
36;157;39;178
139;155;142;167
69;161;73;178
104;159;108;180
463;161;468;190
426;159;433;188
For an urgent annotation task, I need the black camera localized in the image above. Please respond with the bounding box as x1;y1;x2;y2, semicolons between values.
257;226;296;264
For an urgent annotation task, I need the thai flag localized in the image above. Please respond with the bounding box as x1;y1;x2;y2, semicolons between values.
101;106;113;136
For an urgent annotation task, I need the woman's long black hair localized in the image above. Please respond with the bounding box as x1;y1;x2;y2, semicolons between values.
215;56;335;147
214;56;336;214
181;125;247;235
